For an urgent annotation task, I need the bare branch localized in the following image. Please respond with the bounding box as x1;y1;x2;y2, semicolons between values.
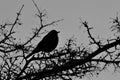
81;20;102;48
0;4;24;44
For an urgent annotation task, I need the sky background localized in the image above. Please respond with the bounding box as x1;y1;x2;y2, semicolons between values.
0;0;120;80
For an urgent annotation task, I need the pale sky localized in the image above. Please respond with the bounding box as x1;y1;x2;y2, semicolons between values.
0;0;120;80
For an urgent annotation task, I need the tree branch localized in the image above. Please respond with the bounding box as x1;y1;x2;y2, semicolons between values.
18;38;120;79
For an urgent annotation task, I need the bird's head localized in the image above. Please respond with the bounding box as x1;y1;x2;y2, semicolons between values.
50;30;60;34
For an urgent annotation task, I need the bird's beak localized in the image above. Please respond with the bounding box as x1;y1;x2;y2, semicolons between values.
57;31;60;33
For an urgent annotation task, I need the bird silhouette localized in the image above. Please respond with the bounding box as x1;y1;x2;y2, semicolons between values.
26;30;59;58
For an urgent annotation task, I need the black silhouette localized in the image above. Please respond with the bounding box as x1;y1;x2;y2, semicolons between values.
26;30;59;58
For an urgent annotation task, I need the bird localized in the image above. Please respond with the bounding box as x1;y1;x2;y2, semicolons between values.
26;30;60;59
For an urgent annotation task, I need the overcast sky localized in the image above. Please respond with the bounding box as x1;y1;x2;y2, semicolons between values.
0;0;120;80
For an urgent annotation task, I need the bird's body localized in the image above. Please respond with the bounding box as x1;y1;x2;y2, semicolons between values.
26;30;59;58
